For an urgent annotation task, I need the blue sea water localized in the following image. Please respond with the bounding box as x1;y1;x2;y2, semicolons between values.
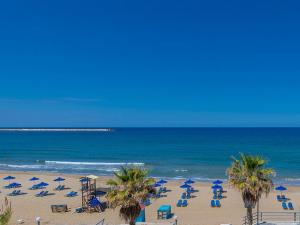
0;128;300;184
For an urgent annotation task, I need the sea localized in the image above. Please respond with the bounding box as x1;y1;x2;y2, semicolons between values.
0;128;300;185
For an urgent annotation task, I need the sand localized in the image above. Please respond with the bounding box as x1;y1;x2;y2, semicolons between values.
0;171;297;225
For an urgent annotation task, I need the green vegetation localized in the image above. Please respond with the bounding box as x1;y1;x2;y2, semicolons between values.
227;153;274;225
0;198;12;225
106;167;156;225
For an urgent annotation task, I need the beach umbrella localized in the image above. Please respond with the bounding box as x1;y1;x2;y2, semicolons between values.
185;179;195;184
3;175;15;183
54;177;65;185
275;186;287;195
211;184;222;189
157;179;167;184
180;183;191;189
153;183;161;188
213;179;223;185
38;182;49;187
29;177;39;183
8;182;21;189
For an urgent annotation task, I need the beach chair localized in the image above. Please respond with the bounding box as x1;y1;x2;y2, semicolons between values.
143;198;151;206
8;190;18;196
35;191;45;197
288;202;294;210
213;193;218;199
43;191;49;196
177;199;182;207
282;202;288;210
54;185;65;191
65;191;77;197
187;193;191;199
277;195;282;201
30;184;41;190
215;200;221;207
182;200;188;207
218;193;223;199
181;193;186;199
210;200;216;207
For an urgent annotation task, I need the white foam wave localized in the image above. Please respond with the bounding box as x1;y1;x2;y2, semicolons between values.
45;161;144;166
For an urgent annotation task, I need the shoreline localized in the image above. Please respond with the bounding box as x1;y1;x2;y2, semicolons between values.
1;169;300;186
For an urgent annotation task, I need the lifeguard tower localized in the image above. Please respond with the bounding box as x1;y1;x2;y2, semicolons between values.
80;175;104;212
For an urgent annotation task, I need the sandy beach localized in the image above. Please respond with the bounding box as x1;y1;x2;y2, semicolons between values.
0;171;298;225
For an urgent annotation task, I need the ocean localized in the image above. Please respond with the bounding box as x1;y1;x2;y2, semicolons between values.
0;128;300;184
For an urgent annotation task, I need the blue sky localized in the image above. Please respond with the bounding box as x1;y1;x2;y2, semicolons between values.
0;1;300;127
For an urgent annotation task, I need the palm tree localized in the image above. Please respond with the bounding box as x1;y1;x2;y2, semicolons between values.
106;167;156;225
0;198;12;225
227;153;274;225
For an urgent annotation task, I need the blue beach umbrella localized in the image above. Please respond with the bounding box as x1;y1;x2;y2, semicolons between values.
185;179;195;184
275;185;287;195
213;180;223;185
29;177;39;183
275;186;287;191
153;183;161;188
38;182;49;187
3;176;15;184
157;179;167;184
54;177;65;185
8;182;21;189
211;184;222;189
180;183;191;189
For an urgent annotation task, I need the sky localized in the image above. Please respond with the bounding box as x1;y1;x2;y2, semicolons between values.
0;1;300;127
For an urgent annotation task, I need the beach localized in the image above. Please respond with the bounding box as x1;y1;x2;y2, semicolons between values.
1;171;298;225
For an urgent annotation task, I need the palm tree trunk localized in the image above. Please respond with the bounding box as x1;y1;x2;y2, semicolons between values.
247;207;253;225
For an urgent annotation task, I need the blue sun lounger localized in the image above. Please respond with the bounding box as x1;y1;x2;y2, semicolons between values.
35;191;45;197
215;200;221;207
181;193;186;199
54;185;65;191
177;199;182;207
288;202;294;210
8;190;21;196
30;184;43;190
282;202;288;210
65;191;77;197
211;200;216;207
182;200;188;207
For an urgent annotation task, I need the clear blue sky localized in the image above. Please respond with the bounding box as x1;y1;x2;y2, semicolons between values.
0;1;300;127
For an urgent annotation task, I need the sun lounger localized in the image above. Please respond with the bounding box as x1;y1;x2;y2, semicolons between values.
277;195;282;201
211;200;216;207
177;199;182;207
182;199;188;207
36;191;49;197
8;190;21;196
213;193;218;199
143;198;151;206
181;193;186;199
35;191;45;197
216;200;221;207
54;185;65;191
65;191;77;197
288;202;294;210
282;202;288;210
187;193;191;199
30;184;43;190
